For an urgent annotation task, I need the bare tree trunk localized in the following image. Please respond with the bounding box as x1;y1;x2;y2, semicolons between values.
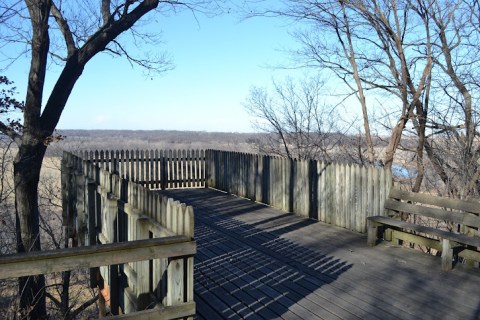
384;116;408;169
340;2;375;164
411;106;426;193
14;134;48;319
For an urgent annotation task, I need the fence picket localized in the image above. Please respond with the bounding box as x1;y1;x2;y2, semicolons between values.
79;149;392;233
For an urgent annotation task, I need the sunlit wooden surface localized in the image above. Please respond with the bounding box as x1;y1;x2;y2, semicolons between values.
160;188;480;320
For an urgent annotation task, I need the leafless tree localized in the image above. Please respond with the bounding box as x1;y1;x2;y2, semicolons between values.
252;0;480;196
244;75;348;160
0;1;223;317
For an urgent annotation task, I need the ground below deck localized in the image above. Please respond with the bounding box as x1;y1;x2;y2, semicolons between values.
158;188;480;320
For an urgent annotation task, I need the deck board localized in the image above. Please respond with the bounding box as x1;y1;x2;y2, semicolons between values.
158;188;480;320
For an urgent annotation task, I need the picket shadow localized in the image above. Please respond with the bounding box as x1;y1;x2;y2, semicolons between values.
159;188;354;319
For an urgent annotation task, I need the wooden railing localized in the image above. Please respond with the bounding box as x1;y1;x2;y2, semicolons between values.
60;152;196;317
205;150;393;233
0;237;195;319
77;149;205;189
76;149;392;233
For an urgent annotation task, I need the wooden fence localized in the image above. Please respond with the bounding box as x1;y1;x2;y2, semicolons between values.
61;152;195;318
205;150;393;233
76;149;392;233
77;149;205;190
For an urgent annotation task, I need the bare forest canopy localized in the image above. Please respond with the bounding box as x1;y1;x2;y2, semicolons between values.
46;129;393;157
48;130;263;155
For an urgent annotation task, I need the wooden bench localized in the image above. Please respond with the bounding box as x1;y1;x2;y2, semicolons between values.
367;188;480;271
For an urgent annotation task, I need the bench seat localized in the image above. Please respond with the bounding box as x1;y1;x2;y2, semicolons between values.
368;216;480;248
366;189;480;271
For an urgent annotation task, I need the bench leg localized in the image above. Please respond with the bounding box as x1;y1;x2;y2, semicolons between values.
441;239;453;271
367;220;378;247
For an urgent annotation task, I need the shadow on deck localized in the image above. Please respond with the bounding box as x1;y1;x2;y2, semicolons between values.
159;188;480;320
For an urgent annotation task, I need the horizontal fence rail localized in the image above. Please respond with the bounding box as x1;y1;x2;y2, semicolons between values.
77;149;206;190
73;149;392;234
61;152;195;318
205;150;393;233
0;236;194;280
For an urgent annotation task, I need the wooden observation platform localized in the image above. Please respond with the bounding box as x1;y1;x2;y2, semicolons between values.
162;188;480;320
1;149;478;319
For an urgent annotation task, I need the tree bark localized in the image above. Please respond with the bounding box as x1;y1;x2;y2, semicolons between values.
384;115;408;169
340;2;375;164
11;1;163;317
14;132;48;319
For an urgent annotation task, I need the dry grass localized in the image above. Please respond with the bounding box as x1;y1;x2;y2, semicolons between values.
0;151;99;318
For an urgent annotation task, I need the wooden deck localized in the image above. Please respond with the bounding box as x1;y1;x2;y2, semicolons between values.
159;188;480;320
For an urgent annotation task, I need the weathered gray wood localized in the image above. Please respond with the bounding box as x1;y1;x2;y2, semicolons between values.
63;151;198;317
389;188;480;214
113;301;196;320
368;186;480;271
367;216;480;248
458;248;480;263
79;149;394;234
161;188;480;320
441;239;453;271
167;258;185;306
367;219;378;247
359;165;368;231
344;164;350;229
0;236;195;279
384;199;480;227
391;229;442;251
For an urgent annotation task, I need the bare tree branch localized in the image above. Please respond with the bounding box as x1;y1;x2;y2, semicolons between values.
50;2;76;57
102;0;111;25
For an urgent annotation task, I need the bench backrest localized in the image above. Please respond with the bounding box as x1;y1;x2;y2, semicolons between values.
385;189;480;229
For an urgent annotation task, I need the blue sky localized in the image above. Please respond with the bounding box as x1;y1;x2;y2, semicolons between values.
6;6;300;132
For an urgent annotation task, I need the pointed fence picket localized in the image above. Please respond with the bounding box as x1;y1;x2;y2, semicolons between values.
76;148;392;233
61;152;195;318
205;150;392;233
78;149;206;190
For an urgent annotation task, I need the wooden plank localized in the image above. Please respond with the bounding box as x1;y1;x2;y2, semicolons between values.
389;188;480;214
140;150;145;187
372;167;378;216
185;206;194;238
345;164;351;230
127;150;133;182
118;150;123;177
360;165;368;231
318;161;326;223
134;150;140;184
197;149;202;187
353;165;361;232
171;150;176;189
167;150;172;189
367;166;374;220
113;301;195;320
138;215;177;238
367;216;480;247
390;229;442;251
167;258;185;306
162;188;480;319
326;161;334;225
384;199;480;227
0;236;195;279
335;163;342;227
123;286;138;313
367;218;378;247
200;149;206;187
458;248;480;262
186;149;191;188
441;239;453;271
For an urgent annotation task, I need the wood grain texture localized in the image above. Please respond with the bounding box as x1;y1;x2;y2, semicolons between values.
160;188;480;320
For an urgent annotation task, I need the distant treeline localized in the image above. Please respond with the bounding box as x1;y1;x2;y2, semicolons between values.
45;129;399;159
47;130;263;156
